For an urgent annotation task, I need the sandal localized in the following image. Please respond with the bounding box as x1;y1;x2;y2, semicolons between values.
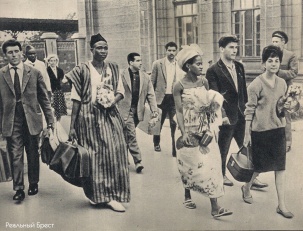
183;199;196;209
212;207;233;218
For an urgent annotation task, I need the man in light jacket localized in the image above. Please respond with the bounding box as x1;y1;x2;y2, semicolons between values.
118;53;158;173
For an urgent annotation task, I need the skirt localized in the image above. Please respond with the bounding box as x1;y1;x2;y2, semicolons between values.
52;90;67;119
251;127;286;172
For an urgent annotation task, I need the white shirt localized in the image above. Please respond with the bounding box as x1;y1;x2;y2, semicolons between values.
222;60;238;91
50;66;57;78
24;59;51;92
165;57;176;94
71;62;125;102
9;62;24;89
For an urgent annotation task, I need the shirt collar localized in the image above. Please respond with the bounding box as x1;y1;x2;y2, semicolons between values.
222;59;235;70
165;57;176;65
9;62;24;71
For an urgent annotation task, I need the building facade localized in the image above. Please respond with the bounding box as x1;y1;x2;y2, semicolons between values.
76;0;302;80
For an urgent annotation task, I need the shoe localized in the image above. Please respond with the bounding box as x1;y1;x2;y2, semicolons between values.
107;200;125;212
154;145;161;152
223;175;234;186
276;206;294;219
183;199;196;209
28;183;38;196
286;146;291;152
212;207;233;218
252;178;268;188
135;163;144;173
241;185;253;204
89;200;97;205
13;190;25;201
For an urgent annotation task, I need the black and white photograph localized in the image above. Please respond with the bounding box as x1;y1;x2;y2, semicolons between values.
0;0;302;230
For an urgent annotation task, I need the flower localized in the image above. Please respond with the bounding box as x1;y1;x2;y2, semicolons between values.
96;78;115;108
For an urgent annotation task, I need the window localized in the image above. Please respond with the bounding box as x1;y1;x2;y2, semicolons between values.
232;0;260;57
175;1;198;48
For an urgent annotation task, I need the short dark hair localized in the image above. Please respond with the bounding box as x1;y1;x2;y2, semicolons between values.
218;35;239;48
261;45;283;63
1;39;22;54
182;55;200;72
165;42;178;50
127;52;140;64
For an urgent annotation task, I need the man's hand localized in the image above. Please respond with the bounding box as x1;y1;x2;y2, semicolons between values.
68;128;77;141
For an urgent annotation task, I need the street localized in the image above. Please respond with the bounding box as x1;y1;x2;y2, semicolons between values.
0;117;302;231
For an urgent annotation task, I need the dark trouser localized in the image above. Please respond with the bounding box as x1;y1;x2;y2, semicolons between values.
285;110;292;147
153;94;176;154
124;108;141;164
218;116;245;176
6;102;40;191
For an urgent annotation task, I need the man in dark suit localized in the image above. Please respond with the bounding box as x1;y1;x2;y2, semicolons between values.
0;39;54;201
118;53;158;173
272;31;298;152
206;35;267;188
151;42;184;157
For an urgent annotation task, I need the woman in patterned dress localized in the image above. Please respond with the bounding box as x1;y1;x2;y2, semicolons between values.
46;54;67;121
66;33;130;212
173;44;232;218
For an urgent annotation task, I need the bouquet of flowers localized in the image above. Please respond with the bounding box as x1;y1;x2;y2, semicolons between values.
96;77;115;108
277;85;301;114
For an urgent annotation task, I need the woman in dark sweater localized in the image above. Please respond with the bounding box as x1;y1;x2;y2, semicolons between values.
46;54;67;120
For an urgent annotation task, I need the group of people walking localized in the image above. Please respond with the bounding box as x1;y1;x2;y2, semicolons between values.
0;29;297;219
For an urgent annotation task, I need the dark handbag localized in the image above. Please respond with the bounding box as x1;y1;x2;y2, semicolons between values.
199;130;213;147
49;141;90;186
227;146;254;182
40;129;55;165
0;135;12;182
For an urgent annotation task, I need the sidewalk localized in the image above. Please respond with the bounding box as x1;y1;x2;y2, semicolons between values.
0;117;302;230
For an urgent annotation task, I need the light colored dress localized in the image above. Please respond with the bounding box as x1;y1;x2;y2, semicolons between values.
177;82;224;198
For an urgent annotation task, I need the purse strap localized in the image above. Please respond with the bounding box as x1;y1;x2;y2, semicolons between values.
238;146;252;166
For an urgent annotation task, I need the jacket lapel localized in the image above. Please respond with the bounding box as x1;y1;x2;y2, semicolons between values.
22;65;31;93
123;69;132;91
3;66;15;95
139;70;144;96
160;58;167;83
218;59;237;92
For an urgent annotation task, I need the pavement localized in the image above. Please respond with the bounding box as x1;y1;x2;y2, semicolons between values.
0;117;302;231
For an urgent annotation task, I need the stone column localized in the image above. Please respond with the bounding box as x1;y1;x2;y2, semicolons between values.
71;33;86;64
40;32;58;56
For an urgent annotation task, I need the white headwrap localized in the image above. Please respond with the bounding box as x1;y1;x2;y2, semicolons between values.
176;44;203;70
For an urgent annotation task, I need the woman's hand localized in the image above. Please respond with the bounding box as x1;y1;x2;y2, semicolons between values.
243;131;251;147
182;133;192;146
68;128;77;141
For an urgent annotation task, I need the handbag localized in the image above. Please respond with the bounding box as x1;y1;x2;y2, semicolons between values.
0;135;12;182
40;129;55;165
49;140;90;186
227;146;254;182
49;121;69;152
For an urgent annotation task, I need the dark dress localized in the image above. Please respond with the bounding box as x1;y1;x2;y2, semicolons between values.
47;66;67;119
65;61;130;203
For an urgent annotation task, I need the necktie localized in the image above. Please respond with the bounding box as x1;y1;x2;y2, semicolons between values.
13;67;21;101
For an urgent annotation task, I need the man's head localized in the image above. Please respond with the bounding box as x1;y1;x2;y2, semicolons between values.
90;33;108;61
25;45;37;63
127;52;142;71
165;42;178;61
219;35;239;61
272;31;288;50
1;39;22;66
